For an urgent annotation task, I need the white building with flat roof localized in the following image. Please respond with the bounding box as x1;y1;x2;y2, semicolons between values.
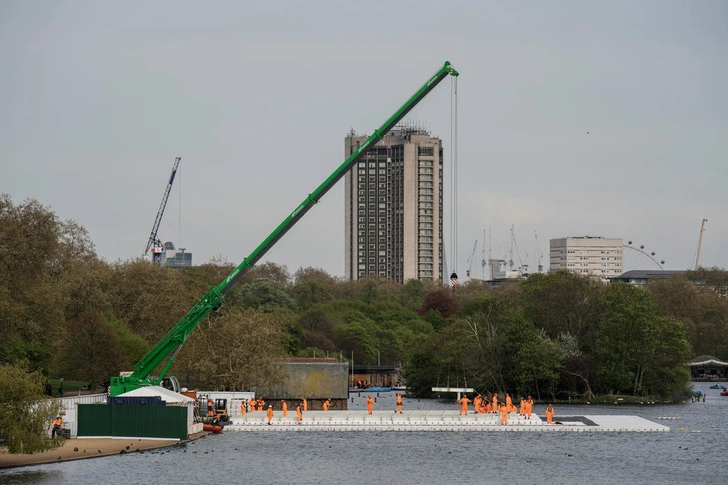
549;236;623;282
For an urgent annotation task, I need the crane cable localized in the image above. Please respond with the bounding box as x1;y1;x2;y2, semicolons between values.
449;75;459;285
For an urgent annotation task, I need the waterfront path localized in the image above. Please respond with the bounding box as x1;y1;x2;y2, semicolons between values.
227;410;669;432
0;432;208;469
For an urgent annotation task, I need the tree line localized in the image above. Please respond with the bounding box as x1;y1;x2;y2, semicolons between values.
2;194;727;408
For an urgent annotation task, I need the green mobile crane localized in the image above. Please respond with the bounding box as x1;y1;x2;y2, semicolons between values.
109;61;459;396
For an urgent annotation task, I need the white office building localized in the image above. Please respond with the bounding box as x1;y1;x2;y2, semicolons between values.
549;236;623;282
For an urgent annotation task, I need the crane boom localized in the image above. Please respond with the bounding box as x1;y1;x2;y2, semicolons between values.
144;157;181;258
110;61;459;396
466;240;477;277
694;218;708;270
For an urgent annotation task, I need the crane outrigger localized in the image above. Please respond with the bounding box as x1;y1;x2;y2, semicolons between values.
110;61;460;396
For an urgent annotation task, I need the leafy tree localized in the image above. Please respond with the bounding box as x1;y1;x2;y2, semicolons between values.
292;267;340;294
237;278;297;312
690;294;728;360
638;316;692;396
417;289;460;319
196;260;236;286
296;309;337;352
519;270;602;350
58;258;112;321
358;278;380;304
508;326;563;400
405;347;442;398
451;279;492;306
648;274;728;360
561;353;597;399
244;262;291;286
0;338;48;373
399;278;427;310
291;280;332;311
455;304;514;394
594;283;691;396
110;318;150;368
687;267;728;297
55;310;126;391
107;259;204;344
422;309;448;331
0;362;62;454
0;195;60;291
52;219;97;270
334;321;378;364
178;309;290;390
418;296;516;396
646;275;698;322
0;196;70;370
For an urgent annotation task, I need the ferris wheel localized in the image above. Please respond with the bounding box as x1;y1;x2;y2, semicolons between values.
622;242;665;272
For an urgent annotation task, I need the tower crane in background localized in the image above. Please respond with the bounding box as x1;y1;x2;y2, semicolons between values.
694;218;708;270
534;230;544;273
509;225;529;273
466;240;478;278
144;157;181;263
481;228;487;280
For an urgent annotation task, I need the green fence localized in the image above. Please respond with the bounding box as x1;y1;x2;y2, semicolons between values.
78;404;188;440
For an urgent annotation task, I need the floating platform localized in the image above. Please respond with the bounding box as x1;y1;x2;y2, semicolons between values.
226;410;669;432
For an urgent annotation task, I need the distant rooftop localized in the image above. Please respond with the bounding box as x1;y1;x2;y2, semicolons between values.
610;270;686;284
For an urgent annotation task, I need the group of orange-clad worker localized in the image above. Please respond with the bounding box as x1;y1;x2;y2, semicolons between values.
240;396;309;425
457;392;552;425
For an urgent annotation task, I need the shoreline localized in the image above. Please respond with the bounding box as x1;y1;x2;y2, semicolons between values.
0;431;209;470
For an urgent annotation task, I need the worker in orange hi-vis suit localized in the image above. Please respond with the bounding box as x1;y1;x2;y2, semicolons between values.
257;397;265;411
323;398;331;411
302;397;307;412
519;397;524;416
458;395;471;415
473;394;481;414
366;395;374;414
546;403;555;424
296;403;302;424
266;405;274;425
248;397;256;412
281;400;288;417
500;402;508;425
395;393;403;414
240;400;246;416
505;393;514;412
527;396;534;419
491;393;498;413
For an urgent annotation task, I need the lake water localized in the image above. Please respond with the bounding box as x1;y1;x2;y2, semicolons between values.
2;382;725;484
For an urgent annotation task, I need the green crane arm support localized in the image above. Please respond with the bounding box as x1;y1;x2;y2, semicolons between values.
109;61;459;396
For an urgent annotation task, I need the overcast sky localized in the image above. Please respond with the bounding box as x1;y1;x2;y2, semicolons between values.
2;0;726;280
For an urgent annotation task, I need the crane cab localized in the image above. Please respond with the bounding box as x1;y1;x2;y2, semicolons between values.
160;376;180;393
